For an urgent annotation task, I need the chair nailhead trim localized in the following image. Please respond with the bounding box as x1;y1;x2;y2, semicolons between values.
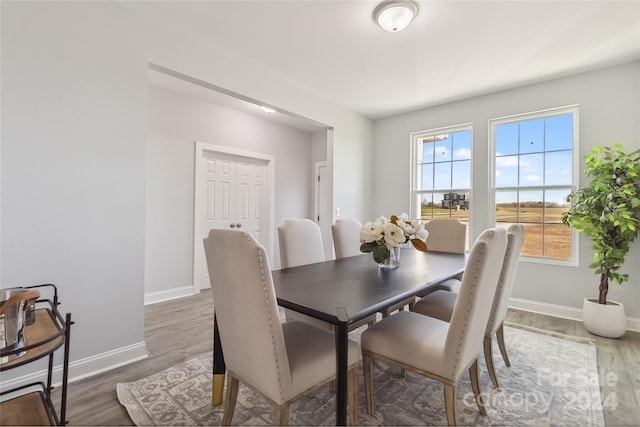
245;232;286;401
450;232;492;377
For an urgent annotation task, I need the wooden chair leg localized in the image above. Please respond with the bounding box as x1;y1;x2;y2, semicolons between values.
443;383;457;426
483;335;500;390
329;380;336;393
468;359;486;416
348;366;359;426
222;374;239;426
496;322;511;367
274;403;290;426
363;354;375;416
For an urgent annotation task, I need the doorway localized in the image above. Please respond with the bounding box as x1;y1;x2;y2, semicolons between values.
193;141;275;292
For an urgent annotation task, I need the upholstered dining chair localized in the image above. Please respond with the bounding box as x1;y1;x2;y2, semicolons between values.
382;218;469;317
203;229;360;426
331;218;377;328
412;224;524;390
360;228;507;426
278;219;325;269
414;218;468;297
332;218;363;259
278;219;333;329
424;218;468;253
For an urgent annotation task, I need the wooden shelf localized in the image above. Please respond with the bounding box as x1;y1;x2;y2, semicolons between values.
0;391;53;426
1;309;64;369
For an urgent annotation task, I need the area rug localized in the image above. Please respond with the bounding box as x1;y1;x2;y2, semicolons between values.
117;323;604;426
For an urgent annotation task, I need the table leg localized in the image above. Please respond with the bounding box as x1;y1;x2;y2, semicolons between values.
335;308;349;426
212;314;225;405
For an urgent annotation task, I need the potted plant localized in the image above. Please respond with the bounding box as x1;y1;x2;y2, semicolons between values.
562;142;640;338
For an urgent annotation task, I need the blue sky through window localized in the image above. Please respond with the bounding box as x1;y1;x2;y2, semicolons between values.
420;129;471;190
495;113;573;206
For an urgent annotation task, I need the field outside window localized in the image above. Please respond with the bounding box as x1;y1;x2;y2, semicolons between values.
491;107;577;261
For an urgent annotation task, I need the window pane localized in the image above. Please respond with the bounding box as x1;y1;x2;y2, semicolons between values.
522;224;543;257
520;118;544;154
419;193;433;220
420;163;433;190
433;192;451;217
452;130;472;160
545;150;572;185
519;153;544;187
413;127;471;236
519;190;543;223
421;138;435;163
546;114;573;151
496;191;518;223
496;123;518;155
544;189;571;223
452;160;470;188
491;108;576;262
433;162;452;190
434;135;452;162
543;223;571;259
496;154;519;188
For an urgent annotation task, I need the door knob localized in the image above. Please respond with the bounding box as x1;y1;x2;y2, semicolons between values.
230;224;236;228
236;223;242;228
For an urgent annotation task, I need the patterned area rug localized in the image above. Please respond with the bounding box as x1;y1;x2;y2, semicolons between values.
117;323;604;426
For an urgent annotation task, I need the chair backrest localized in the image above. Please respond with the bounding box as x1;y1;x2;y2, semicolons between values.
203;229;292;401
424;219;467;253
485;224;524;336
278;219;325;268
332;218;363;259
442;228;507;380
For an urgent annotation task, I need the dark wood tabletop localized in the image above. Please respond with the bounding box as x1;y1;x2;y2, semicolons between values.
272;248;467;325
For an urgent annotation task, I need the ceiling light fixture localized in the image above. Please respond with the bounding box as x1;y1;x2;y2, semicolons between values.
261;106;276;114
374;0;418;33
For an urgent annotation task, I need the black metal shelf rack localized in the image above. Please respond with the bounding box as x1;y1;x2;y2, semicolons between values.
0;284;73;426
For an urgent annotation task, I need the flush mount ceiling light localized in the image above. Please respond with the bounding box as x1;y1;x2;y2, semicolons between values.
374;0;418;32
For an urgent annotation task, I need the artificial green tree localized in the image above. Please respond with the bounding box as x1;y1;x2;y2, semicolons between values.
562;142;640;304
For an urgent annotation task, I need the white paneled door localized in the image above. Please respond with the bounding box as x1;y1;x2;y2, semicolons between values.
194;144;271;292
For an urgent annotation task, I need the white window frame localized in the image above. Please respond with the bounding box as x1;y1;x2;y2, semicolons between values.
488;105;579;265
410;123;473;246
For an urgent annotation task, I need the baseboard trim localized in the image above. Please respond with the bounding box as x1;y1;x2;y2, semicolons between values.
509;297;640;333
144;286;194;305
0;341;148;394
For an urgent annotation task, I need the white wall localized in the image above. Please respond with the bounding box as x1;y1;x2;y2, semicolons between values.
137;6;373;227
1;2;148;380
1;1;372;382
146;85;314;296
373;61;640;319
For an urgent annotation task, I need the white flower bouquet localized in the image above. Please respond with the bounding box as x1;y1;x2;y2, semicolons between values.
359;214;429;264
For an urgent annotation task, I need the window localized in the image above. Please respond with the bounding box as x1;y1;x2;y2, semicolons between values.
411;125;472;222
490;106;578;262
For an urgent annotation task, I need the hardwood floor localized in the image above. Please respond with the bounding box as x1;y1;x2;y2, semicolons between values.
60;290;640;426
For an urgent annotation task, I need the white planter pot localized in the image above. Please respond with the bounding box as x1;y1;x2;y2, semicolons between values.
582;298;626;338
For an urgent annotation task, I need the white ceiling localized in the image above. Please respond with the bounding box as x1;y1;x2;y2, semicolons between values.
139;1;640;123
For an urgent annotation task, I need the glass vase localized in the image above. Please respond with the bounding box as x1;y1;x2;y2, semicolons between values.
379;246;401;269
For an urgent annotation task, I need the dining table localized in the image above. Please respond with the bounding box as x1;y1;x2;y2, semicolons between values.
211;247;467;426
